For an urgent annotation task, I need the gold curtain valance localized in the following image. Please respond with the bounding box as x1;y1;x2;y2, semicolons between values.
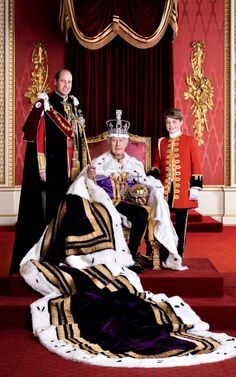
60;0;178;50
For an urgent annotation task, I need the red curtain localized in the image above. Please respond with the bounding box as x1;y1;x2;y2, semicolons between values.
64;0;175;155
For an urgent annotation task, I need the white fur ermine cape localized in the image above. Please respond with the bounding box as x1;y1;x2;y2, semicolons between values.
69;151;187;271
19;161;236;368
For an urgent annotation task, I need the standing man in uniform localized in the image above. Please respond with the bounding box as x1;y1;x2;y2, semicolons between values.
11;69;83;273
151;108;203;258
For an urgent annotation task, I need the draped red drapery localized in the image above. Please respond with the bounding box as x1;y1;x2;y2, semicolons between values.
61;0;178;155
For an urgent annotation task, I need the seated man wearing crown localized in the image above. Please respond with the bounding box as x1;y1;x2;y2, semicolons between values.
19;110;235;368
68;110;188;273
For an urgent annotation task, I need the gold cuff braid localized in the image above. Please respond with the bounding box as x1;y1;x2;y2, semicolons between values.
37;152;46;172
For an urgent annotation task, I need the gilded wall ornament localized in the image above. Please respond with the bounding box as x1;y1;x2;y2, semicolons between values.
184;41;213;145
25;42;50;107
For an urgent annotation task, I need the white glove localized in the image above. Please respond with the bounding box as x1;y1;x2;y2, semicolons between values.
189;187;199;200
70;95;80;107
38;92;50;111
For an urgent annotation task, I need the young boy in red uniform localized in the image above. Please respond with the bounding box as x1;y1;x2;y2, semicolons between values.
152;108;203;258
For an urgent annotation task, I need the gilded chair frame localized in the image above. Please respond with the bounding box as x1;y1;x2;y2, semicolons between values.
81;131;160;270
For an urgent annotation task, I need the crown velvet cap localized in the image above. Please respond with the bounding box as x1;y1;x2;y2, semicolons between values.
106;109;130;138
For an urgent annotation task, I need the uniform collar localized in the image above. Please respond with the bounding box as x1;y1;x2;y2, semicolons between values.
169;130;182;139
54;91;69;102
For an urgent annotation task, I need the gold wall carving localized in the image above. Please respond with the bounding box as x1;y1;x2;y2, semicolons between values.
24;42;50;108
184;41;214;146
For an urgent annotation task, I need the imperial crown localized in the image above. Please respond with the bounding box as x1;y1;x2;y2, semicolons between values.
106;109;130;138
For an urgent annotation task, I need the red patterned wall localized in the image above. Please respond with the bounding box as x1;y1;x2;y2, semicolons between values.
15;0;65;185
15;0;225;186
173;0;224;185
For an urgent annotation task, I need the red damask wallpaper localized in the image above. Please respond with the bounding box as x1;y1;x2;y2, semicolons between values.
173;0;224;185
15;0;225;185
15;0;65;185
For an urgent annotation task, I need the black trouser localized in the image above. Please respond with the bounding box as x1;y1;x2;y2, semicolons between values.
172;208;188;257
116;201;149;258
168;184;188;257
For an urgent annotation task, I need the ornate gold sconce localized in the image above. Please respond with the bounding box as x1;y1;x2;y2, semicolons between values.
25;42;51;107
184;41;213;145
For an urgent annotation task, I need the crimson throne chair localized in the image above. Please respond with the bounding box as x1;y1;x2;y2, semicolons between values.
81;132;160;270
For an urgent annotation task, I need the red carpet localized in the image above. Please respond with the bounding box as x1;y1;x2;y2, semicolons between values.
1;328;236;377
0;227;15;277
172;209;223;232
1;221;236;375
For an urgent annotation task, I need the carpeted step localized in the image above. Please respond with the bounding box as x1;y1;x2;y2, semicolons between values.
186;297;236;330
187;216;223;232
1;259;224;299
171;210;223;232
0;274;40;297
0;232;14;277
171;209;203;223
0;295;34;329
141;258;224;298
186;273;236;330
0;269;235;331
0;285;235;330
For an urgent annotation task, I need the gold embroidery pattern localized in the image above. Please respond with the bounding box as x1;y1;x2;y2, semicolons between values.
63;102;73;123
32;260;77;297
65;199;115;255
110;172;129;203
37;152;46;172
43;263;219;359
164;138;181;202
192;174;203;181
49;107;72;134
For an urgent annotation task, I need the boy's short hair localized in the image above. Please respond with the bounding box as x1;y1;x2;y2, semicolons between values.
164;108;183;121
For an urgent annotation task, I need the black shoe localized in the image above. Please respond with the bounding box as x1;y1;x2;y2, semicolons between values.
135;252;153;268
128;262;144;274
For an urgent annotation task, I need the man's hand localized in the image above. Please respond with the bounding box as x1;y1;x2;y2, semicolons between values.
87;165;96;180
135;196;148;205
40;171;46;182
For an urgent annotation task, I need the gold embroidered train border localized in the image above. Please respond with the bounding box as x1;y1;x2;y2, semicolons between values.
81;264;138;294
32;260;77;296
40;200;68;260
29;261;220;358
49;309;219;359
45;263;220;359
65;200;115;255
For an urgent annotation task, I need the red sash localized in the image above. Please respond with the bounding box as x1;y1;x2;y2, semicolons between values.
46;107;73;138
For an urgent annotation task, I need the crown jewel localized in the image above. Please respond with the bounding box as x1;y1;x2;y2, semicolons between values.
106;110;130;138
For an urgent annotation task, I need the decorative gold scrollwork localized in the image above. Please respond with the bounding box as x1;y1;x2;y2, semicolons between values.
184;41;214;145
25;42;50;107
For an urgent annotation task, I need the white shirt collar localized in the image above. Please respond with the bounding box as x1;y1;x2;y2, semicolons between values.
169;130;182;139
